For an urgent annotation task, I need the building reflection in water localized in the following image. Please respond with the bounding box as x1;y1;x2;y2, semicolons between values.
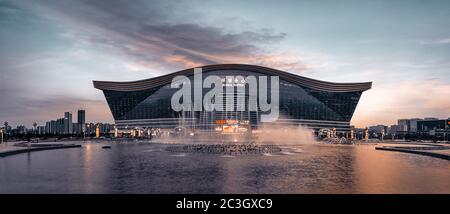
1;142;450;193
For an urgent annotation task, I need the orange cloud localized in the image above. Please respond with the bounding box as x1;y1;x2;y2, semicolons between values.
161;51;309;74
352;79;450;127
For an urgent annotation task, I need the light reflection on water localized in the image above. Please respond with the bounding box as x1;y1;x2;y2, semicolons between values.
0;142;449;193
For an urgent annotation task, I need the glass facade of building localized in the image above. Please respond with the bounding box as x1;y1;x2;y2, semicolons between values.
94;65;371;132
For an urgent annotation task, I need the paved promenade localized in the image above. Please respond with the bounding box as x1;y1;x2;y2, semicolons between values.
0;141;82;157
376;141;450;161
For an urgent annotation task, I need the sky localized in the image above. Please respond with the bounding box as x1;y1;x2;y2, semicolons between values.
0;0;449;128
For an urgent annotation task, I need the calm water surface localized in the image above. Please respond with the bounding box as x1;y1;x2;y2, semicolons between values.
0;142;449;193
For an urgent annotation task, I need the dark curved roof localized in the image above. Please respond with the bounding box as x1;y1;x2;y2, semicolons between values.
93;64;372;92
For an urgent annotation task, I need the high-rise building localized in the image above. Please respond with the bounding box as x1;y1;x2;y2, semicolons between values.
38;126;45;135
45;121;51;134
72;122;78;134
77;110;86;134
409;118;423;133
50;120;57;134
57;118;65;134
397;119;409;133
388;125;398;135
85;123;96;135
417;119;449;132
368;125;387;135
64;112;72;134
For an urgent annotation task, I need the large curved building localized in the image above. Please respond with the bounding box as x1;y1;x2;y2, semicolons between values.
93;64;371;134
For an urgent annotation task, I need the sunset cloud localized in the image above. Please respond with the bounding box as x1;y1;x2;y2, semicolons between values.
352;79;450;127
15;0;294;71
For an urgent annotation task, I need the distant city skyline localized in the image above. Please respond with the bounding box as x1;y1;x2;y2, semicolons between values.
1;108;116;137
3;110;449;130
1;0;450;127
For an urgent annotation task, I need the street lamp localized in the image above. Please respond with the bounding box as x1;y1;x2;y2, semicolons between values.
86;124;91;138
82;124;86;140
